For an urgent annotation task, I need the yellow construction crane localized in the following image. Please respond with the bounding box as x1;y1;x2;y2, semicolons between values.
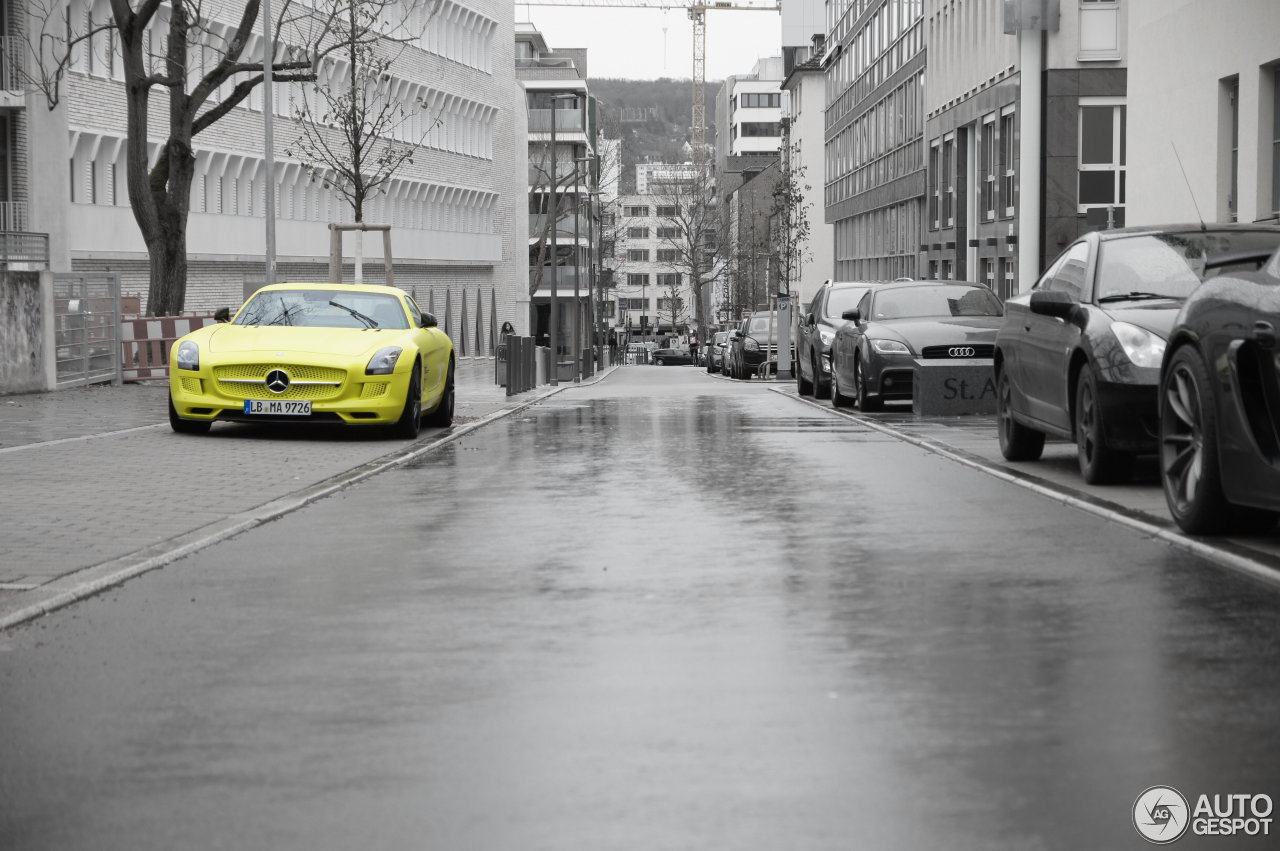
520;0;781;168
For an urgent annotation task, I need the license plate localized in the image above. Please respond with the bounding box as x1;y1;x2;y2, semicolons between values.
243;399;311;416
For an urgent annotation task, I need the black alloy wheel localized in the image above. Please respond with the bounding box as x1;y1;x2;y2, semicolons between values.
812;356;831;400
1160;346;1232;533
424;357;455;428
796;357;813;395
996;369;1044;461
391;363;423;439
168;397;212;434
1075;368;1134;484
656;356;666;366
830;362;852;408
855;356;882;412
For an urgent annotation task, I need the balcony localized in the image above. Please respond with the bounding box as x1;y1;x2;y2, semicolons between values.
0;230;50;271
527;109;585;134
529;265;588;290
527;163;590;186
0;37;30;106
1;202;28;232
528;213;591;242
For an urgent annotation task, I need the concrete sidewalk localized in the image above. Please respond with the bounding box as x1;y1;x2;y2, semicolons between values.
0;358;601;628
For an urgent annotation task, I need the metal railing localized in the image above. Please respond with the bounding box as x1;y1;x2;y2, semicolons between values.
527;109;584;133
0;231;48;266
0;202;28;233
0;37;28;93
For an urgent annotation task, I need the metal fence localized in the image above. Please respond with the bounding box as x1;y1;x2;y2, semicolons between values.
54;274;122;388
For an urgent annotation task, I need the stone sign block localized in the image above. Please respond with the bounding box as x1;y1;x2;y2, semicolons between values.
912;359;997;416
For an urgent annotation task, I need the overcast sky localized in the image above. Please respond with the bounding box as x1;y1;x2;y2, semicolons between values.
515;4;784;82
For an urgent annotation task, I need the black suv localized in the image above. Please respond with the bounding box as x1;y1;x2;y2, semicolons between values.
796;280;883;398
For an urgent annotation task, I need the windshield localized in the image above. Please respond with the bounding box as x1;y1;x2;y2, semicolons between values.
869;285;1003;320
1097;231;1280;301
748;317;774;333
825;287;870;318
234;289;409;329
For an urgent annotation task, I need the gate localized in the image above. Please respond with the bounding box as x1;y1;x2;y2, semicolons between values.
53;273;122;388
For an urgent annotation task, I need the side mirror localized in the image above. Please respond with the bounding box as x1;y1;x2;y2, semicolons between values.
421;312;438;328
1029;290;1077;320
214;307;231;323
841;308;860;322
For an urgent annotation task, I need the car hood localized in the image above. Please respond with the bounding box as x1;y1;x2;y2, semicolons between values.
206;324;399;357
1103;302;1181;338
865;315;1003;348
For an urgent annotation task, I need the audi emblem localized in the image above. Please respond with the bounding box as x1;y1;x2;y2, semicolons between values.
265;369;291;394
948;346;976;358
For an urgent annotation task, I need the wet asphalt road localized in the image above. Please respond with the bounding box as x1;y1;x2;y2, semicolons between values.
2;366;1279;850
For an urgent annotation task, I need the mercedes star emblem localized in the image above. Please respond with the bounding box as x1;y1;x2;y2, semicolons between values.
265;369;291;393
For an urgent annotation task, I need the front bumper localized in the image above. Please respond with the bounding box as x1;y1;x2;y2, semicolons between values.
1096;379;1159;452
169;356;413;426
865;352;916;401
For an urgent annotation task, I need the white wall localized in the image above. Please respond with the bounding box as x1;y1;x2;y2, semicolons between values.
1127;0;1280;225
786;69;832;307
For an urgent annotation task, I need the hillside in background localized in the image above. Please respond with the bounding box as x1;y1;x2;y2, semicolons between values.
590;77;721;193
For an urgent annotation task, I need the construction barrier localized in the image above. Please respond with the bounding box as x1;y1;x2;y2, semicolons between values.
120;314;219;381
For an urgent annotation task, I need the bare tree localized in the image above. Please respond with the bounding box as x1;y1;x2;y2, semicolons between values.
770;140;811;298
25;0;423;314
647;165;723;351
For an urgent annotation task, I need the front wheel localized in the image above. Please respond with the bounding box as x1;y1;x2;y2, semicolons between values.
1076;368;1133;484
391;363;423;439
168;397;211;434
812;357;831;400
855;356;882;412
423;358;454;428
1160;345;1230;533
996;369;1044;461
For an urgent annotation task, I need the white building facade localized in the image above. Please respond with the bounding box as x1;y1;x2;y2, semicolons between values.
781;41;833;309
18;0;527;336
715;56;786;175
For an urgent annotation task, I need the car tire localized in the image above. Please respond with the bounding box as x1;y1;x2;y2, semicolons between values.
812;357;831;400
423;357;454;428
168;397;211;434
1160;345;1232;534
796;358;813;395
391;362;423;439
855;356;882;412
830;364;852;408
656;356;665;366
996;369;1044;461
1075;368;1133;484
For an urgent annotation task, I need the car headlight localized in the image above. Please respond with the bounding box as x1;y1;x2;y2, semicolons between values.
1111;321;1166;368
818;327;835;347
870;338;911;355
366;346;404;375
744;337;760;352
175;340;199;371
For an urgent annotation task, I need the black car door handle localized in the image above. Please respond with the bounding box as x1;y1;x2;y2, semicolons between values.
1255;321;1276;349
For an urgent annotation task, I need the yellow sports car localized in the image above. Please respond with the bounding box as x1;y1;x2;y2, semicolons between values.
168;283;454;438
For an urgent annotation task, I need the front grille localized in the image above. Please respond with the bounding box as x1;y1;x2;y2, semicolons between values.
180;377;202;394
360;382;389;399
214;363;346;400
921;344;995;359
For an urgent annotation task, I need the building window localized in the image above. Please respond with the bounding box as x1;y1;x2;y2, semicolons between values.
1000;108;1016;217
740;122;782;137
657;226;681;238
656;249;678;262
1272;67;1280;217
628;227;649;238
627;249;650;262
941;134;955;227
625;275;649;288
740;92;781;108
624;205;650;217
619;297;647;310
1225;77;1239;222
981;115;997;221
1078;0;1121;62
1078;99;1126;222
657;273;681;288
656;205;679;217
929;141;940;228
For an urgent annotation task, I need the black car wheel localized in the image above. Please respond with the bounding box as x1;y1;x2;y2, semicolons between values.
168;397;212;434
796;357;813;395
996;369;1044;461
1075;368;1133;484
1160;346;1231;533
423;358;454;428
656;356;666;366
391;363;423;439
812;356;831;400
831;364;852;408
855;356;882;412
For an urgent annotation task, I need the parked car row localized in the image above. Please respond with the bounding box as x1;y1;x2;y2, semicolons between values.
786;222;1280;537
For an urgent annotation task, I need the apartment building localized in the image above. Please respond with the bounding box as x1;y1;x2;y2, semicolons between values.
781;36;833;307
715;56;786;178
613;192;696;340
516;23;598;366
